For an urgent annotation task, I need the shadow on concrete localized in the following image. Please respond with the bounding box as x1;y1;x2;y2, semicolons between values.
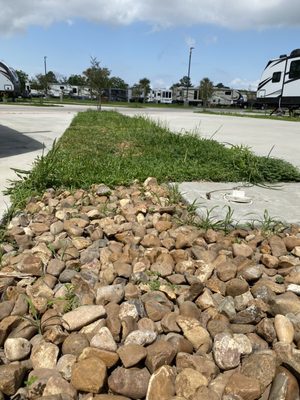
0;124;44;158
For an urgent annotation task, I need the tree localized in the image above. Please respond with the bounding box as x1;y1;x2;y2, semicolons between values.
67;74;87;86
179;76;192;88
216;82;229;89
199;77;214;107
131;78;151;102
15;70;29;96
83;57;110;110
109;76;128;90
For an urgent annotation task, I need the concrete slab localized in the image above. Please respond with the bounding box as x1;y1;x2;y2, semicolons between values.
0;105;77;219
179;181;300;226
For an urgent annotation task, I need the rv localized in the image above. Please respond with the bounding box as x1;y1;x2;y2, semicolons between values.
172;86;246;107
209;88;247;107
172;86;202;105
147;89;172;104
0;61;20;97
256;49;300;112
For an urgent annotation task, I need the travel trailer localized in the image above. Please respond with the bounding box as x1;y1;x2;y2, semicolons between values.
0;60;20;97
172;86;246;107
256;49;300;112
147;89;173;104
209;88;247;107
172;86;201;105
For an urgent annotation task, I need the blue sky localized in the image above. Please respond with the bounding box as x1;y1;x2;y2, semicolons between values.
1;0;300;90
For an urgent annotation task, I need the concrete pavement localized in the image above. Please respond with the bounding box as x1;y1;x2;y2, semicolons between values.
0;104;300;225
0;105;79;218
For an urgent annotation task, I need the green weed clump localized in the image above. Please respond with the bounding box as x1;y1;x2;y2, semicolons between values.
6;110;300;212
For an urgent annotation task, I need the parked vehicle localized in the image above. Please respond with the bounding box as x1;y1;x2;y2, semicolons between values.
172;86;202;105
0;60;20;98
256;49;300;112
209;88;247;107
147;89;172;104
172;86;246;107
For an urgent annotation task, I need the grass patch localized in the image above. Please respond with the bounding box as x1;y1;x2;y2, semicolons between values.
6;110;300;211
196;109;300;122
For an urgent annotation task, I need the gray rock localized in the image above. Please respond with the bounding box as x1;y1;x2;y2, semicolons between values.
4;338;31;361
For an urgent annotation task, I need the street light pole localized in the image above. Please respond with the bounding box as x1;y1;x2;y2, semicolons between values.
44;56;47;96
185;46;194;105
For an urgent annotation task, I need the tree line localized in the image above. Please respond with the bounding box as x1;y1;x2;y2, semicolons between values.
15;57;220;107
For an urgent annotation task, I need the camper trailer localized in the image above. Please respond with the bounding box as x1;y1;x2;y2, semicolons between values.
147;89;172;104
0;61;20;97
172;86;246;107
209;88;247;107
257;49;300;112
172;86;202;105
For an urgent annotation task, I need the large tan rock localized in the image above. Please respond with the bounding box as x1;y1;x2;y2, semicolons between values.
71;357;107;393
146;365;176;400
175;368;208;399
224;372;261;400
176;316;211;352
108;367;150;400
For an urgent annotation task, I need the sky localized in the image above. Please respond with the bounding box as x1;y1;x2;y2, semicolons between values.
1;0;300;90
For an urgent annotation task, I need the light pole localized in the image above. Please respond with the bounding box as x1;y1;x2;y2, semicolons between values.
185;46;194;105
44;56;47;96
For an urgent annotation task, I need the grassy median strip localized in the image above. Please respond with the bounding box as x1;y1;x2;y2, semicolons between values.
7;110;300;211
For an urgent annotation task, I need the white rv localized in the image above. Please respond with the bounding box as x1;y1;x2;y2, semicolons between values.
0;61;20;96
172;86;246;107
209;89;247;107
147;89;172;104
257;49;300;111
172;86;201;105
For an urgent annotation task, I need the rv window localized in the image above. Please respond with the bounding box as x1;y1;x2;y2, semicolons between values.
289;60;300;79
225;91;232;95
272;72;281;82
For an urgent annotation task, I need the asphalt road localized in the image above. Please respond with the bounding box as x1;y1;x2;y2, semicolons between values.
0;104;299;222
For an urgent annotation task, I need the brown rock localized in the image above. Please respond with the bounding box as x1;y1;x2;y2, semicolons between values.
108;367;150;399
17;254;43;275
241;351;277;392
145;340;176;373
283;236;300;251
79;347;119;368
261;254;279;269
232;243;253;258
179;301;201;320
31;341;59;369
269;235;287;257
176;353;219;381
193;386;220;400
0;363;26;396
216;259;237;282
176;316;211;352
117;344;147;368
62;332;89;357
224;372;261;400
226;278;249;297
146;365;176;400
145;300;171;321
175;368;208;399
269;366;299;400
94;396;130;400
274;315;295;343
43;376;77;399
256;318;276;343
71;357;107;393
270;292;300;315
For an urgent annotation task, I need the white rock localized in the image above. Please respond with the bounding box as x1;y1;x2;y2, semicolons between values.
62;305;106;331
274;314;295;344
56;354;77;381
4;338;31;361
232;334;252;355
90;327;117;352
287;284;300;295
31;341;59;369
124;330;157;346
119;302;139;321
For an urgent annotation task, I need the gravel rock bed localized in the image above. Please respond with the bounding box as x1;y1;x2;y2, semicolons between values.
0;178;300;399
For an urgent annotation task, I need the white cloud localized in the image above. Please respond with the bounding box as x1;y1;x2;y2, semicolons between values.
185;36;196;48
230;78;260;91
203;35;218;45
1;0;300;35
